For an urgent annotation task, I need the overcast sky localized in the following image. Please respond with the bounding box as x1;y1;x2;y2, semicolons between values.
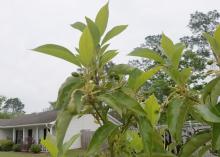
0;0;220;113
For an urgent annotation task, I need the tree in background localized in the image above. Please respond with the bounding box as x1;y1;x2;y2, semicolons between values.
3;98;25;114
129;10;220;102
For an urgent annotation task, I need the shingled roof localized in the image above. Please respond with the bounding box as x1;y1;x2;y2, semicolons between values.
0;111;57;128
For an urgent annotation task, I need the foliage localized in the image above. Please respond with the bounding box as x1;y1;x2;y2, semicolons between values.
0;140;13;151
12;144;21;152
30;144;41;153
33;2;220;157
3;98;25;113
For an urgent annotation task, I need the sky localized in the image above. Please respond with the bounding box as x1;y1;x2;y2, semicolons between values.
0;0;220;113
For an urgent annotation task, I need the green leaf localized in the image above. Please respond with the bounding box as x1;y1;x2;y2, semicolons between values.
100;50;118;67
111;90;146;116
67;90;84;114
56;110;74;151
71;22;86;32
172;43;185;68
128;48;165;64
179;68;192;84
193;105;220;123
213;123;220;150
202;77;220;104
56;76;84;110
179;131;211;157
95;2;109;36
41;134;58;157
100;44;110;54
167;97;189;143
79;27;95;66
128;66;161;91
109;64;135;75
102;25;128;45
62;133;80;155
141;95;160;126
152;153;176;157
203;32;220;55
138;116;153;156
33;44;81;66
97;94;122;116
214;25;220;46
161;33;175;60
126;130;143;153
85;17;100;46
87;122;117;155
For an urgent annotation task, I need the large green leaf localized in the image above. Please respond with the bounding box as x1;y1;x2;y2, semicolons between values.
202;77;220;104
56;76;84;110
97;93;122;116
128;66;161;91
56;110;74;152
167;97;189;143
33;44;81;66
71;22;86;32
100;50;118;67
172;43;185;68
111;90;146;116
79;27;95;66
213;123;220;150
193;105;220;123
179;131;211;157
95;2;109;36
138;116;153;156
102;25;128;45
41;133;58;157
109;64;135;75
128;48;165;64
87;122;118;155
86;17;100;46
141;95;160;126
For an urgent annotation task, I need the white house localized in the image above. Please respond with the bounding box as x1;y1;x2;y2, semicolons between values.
0;111;100;149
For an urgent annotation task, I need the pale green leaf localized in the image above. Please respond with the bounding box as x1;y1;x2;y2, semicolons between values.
128;48;165;64
63;134;80;154
33;44;81;66
79;27;94;66
67;90;84;114
161;33;175;60
142;95;160;126
100;50;118;67
71;22;86;32
95;3;109;36
85;17;100;46
41;134;58;157
214;25;220;46
102;25;128;45
109;64;135;75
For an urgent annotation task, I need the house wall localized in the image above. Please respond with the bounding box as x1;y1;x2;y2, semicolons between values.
0;129;12;140
64;114;99;149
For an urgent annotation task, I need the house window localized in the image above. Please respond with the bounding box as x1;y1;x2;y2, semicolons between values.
28;129;32;138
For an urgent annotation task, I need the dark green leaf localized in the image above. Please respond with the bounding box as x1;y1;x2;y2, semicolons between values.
138;116;153;156
180;131;211;157
102;25;128;45
33;44;81;66
87;122;117;155
167;98;189;143
128;48;165;64
213;123;220;150
71;22;86;32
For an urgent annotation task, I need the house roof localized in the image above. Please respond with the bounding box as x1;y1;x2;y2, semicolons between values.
0;111;57;128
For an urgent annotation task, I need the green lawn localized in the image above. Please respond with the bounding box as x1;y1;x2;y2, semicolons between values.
0;150;85;157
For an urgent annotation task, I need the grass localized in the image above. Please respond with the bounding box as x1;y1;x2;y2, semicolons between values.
0;149;85;157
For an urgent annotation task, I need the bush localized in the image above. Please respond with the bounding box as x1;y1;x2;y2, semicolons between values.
12;144;21;152
0;140;13;151
30;144;41;153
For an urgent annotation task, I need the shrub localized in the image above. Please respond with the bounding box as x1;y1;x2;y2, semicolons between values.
30;144;41;153
12;144;21;152
0;140;13;151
